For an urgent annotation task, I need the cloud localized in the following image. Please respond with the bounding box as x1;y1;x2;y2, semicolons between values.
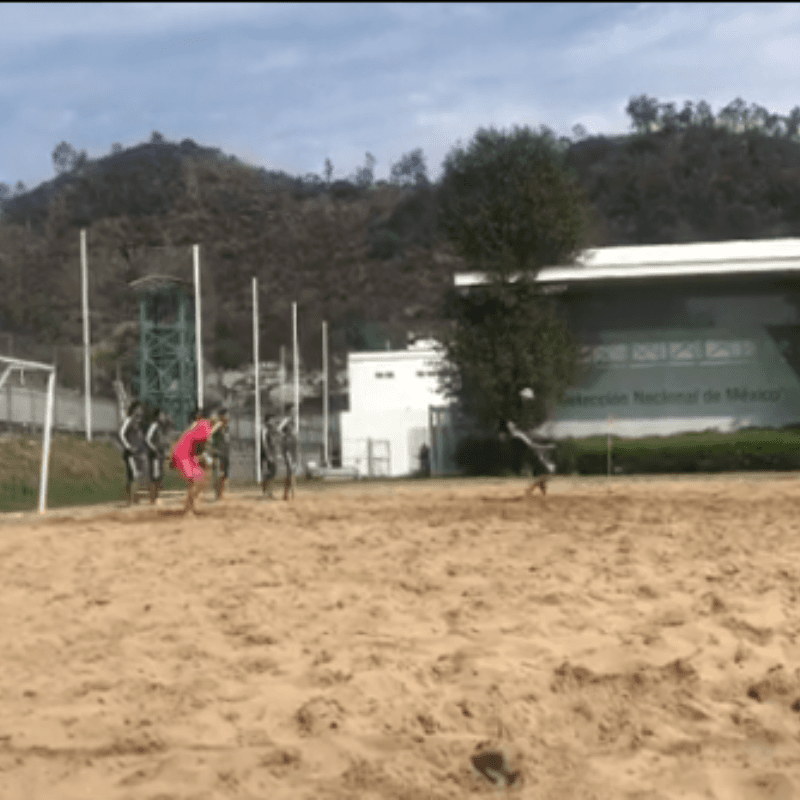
4;3;800;191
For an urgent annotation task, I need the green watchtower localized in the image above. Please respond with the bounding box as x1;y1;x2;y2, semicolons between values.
130;275;196;429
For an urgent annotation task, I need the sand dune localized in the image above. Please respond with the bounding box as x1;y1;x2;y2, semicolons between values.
1;477;800;799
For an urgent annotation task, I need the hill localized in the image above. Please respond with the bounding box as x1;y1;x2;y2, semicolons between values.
1;96;800;397
0;140;456;396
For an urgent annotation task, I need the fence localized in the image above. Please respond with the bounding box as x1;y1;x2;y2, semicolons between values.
428;405;478;476
0;381;342;479
341;438;391;477
0;384;120;434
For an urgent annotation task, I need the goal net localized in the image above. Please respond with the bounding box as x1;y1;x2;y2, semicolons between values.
0;356;56;513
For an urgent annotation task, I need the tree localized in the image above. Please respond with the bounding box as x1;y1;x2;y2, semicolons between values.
694;100;714;128
626;95;659;134
52;141;78;174
111;142;123;154
13;181;26;196
658;101;679;133
354;152;376;188
441;281;579;432
150;130;166;144
390;148;428;186
570;124;588;142
719;97;748;132
438;125;588;280
785;107;800;139
0;183;9;203
324;158;333;184
437;125;589;432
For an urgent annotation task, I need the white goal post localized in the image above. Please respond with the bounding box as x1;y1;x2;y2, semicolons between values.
0;356;56;513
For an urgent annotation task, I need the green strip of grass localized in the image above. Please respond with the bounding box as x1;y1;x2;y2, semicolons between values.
0;434;187;512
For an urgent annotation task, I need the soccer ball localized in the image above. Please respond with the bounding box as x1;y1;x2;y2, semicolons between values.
520;387;535;400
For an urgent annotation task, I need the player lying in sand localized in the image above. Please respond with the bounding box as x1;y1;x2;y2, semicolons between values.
170;407;223;515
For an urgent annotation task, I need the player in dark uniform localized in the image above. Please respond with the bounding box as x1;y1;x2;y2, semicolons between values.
119;400;146;505
145;407;169;505
210;407;231;501
277;416;297;501
260;414;278;499
507;387;557;496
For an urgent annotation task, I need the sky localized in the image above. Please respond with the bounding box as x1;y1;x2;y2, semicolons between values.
2;2;800;192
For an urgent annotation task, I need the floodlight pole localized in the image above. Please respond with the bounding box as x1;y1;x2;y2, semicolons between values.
292;302;300;468
279;345;286;415
39;368;56;514
322;320;329;467
193;244;203;409
252;277;262;485
80;229;92;442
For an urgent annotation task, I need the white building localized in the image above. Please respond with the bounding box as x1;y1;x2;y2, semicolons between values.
456;237;800;438
339;343;448;477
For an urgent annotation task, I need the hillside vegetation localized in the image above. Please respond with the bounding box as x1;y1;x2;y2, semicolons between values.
1;95;799;397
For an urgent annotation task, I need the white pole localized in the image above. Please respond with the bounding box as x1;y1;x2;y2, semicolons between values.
279;345;286;415
80;229;92;442
39;369;55;513
193;244;203;410
322;320;329;467
292;301;300;469
252;277;262;485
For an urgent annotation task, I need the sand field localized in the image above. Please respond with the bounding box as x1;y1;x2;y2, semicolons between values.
2;476;800;799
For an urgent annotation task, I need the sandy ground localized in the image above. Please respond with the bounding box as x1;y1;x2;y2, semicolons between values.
2;476;800;799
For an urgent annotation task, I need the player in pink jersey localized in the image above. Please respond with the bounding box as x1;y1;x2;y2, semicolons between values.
171;407;223;514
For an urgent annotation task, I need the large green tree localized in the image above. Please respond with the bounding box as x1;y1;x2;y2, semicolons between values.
440;281;579;431
437;125;590;431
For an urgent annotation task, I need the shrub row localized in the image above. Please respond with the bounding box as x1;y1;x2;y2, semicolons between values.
454;428;800;476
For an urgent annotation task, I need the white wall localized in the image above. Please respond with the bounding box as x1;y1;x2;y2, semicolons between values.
538;416;749;440
348;349;448;412
340;407;430;477
342;348;449;477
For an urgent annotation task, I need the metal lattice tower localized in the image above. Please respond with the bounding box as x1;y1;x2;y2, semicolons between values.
130;275;196;429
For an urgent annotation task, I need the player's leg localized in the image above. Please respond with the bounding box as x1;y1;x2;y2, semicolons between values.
522;446;549;497
177;457;204;514
149;453;162;504
262;457;275;498
283;456;294;500
124;452;138;505
212;457;220;500
216;456;228;500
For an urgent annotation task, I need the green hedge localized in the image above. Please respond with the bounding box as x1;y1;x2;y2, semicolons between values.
454;428;800;476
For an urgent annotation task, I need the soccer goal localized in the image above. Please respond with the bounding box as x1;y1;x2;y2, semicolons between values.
0;355;56;513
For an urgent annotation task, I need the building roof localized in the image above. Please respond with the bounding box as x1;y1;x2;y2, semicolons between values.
348;347;442;363
454;238;800;288
129;274;192;292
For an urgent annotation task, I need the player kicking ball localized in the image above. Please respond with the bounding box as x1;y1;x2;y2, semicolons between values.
170;407;223;515
507;387;557;497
